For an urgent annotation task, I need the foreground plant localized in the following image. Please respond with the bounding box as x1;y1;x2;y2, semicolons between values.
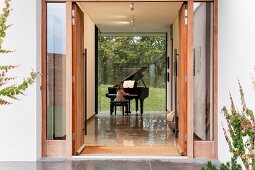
203;68;255;170
202;159;242;170
222;80;255;169
0;0;37;105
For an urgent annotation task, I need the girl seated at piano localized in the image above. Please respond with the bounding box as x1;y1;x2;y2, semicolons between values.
114;83;129;102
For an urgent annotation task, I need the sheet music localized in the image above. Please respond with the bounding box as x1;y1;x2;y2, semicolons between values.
123;80;135;88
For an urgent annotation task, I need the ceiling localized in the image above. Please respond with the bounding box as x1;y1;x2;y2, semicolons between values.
78;2;182;33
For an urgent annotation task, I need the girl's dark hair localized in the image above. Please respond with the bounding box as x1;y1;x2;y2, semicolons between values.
116;83;123;91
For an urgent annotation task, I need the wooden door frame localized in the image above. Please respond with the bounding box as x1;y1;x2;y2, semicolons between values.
72;3;86;155
41;0;218;158
41;0;73;157
186;0;194;158
192;0;218;159
177;3;188;156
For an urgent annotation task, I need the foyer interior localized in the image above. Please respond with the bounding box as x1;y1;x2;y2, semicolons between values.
46;1;215;157
75;1;182;156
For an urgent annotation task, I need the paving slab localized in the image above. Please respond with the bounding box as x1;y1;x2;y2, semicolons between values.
0;158;221;170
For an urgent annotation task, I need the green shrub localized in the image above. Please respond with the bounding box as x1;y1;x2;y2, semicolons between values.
0;0;37;105
202;158;242;170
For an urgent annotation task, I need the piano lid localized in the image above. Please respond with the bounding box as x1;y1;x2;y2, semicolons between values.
113;67;148;87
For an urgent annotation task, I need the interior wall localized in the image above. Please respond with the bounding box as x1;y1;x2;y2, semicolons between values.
172;17;179;56
0;0;41;161
167;29;171;111
218;0;255;163
171;16;179;112
83;8;96;120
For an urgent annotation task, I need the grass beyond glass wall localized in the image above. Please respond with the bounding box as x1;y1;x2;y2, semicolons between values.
98;84;166;112
98;35;167;113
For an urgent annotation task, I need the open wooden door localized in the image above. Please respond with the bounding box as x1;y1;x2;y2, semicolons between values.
72;3;86;155
177;3;188;156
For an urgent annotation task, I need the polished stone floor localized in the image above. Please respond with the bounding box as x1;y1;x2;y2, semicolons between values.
84;112;176;146
0;159;220;170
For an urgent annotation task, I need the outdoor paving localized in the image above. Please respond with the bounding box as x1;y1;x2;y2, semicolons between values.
0;158;220;170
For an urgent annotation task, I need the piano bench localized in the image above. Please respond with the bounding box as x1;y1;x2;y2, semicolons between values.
110;101;129;116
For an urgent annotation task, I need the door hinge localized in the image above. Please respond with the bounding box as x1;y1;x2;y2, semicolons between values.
185;75;188;83
40;86;42;91
184;5;188;25
72;76;75;82
185;133;187;141
72;9;75;25
72;9;75;17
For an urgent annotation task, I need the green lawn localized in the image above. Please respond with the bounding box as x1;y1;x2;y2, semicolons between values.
98;84;166;112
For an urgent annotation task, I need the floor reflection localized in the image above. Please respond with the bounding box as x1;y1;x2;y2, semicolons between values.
84;112;176;146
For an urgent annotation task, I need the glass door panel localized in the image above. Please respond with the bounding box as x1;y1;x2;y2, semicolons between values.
46;3;67;140
193;2;214;141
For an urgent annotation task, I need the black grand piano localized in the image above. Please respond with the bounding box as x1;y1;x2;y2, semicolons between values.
106;67;149;115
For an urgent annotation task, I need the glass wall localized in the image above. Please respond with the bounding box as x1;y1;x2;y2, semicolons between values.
97;34;167;113
193;2;214;141
46;3;66;140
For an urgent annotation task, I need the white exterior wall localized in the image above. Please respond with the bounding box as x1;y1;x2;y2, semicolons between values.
218;0;255;163
0;0;41;161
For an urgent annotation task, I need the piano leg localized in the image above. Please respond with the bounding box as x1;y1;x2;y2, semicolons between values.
110;98;114;115
135;98;138;113
140;99;144;115
128;99;131;113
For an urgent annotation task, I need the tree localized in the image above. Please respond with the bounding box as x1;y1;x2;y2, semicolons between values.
98;35;166;87
0;0;37;105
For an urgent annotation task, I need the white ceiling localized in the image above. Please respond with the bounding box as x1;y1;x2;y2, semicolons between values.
78;2;182;33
